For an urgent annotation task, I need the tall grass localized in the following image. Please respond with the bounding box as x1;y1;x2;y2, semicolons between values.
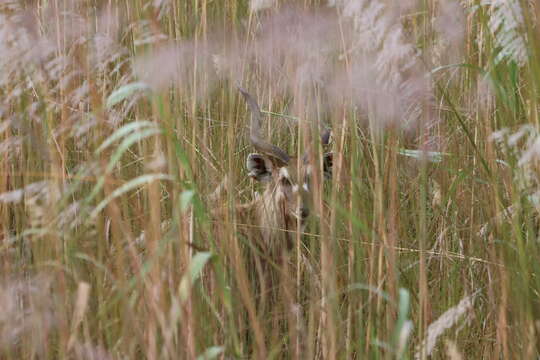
1;0;540;358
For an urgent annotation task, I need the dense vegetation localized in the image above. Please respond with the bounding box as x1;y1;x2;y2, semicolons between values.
1;0;539;358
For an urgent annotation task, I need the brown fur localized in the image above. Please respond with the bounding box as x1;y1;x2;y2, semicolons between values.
213;156;313;257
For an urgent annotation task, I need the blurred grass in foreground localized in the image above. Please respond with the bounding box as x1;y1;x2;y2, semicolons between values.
1;0;540;358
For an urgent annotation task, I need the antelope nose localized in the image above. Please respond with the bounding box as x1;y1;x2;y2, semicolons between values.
300;208;310;219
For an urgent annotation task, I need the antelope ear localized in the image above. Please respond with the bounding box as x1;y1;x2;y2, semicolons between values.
323;152;333;180
247;153;272;182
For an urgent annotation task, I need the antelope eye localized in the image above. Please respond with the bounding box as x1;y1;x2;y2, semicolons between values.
280;177;292;186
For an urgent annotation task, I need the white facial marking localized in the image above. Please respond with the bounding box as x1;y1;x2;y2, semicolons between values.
303;183;309;191
279;167;290;178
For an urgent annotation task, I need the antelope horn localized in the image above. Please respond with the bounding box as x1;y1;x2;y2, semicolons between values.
238;87;290;165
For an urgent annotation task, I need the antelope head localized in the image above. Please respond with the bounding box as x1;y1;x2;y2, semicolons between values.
238;88;333;243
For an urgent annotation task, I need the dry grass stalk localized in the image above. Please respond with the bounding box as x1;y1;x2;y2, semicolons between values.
415;293;476;359
1;0;540;358
445;340;463;360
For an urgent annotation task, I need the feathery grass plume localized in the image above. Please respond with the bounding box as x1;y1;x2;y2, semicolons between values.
246;2;435;131
3;0;540;357
250;0;277;12
415;293;476;359
477;74;496;109
0;1;130;135
0;178;90;240
91;8;125;71
445;340;464;360
433;0;466;64
0;180;64;235
250;7;341;101
72;342;113;360
221;7;342;105
491;125;540;201
435;0;466;46
396;320;413;358
0;0;139;260
134;6;342;119
152;0;172;20
329;0;433;131
133;41;218;100
482;0;528;66
67;282;91;351
0;275;64;357
134;3;432;131
0;1;132;238
0;181;49;204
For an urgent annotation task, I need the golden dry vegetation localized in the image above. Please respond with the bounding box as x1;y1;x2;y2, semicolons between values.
1;0;540;359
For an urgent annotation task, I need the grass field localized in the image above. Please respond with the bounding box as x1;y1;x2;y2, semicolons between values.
1;0;540;358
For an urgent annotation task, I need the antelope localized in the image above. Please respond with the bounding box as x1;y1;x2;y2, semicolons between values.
207;89;333;356
231;88;333;256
